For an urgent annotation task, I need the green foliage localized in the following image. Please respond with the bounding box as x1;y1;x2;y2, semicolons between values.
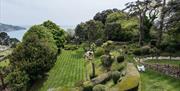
42;20;66;53
64;44;78;50
105;12;138;41
105;21;122;41
95;47;105;57
95;39;104;46
141;46;151;55
93;8;120;24
106;12;126;23
75;20;104;44
117;63;140;91
133;48;141;56
83;81;93;91
102;41;114;54
75;23;87;42
111;71;121;84
85;20;104;43
82;43;90;52
8;25;58;90
92;84;105;91
133;46;151;56
6;69;29;91
117;55;124;63
101;54;113;68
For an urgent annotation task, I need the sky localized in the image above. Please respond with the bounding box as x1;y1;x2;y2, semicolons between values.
0;0;136;26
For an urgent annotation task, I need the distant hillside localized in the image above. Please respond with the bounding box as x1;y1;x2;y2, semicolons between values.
0;23;26;32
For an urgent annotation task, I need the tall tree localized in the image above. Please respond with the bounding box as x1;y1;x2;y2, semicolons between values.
124;0;160;46
157;0;167;46
7;25;58;90
93;9;120;24
85;20;104;46
42;20;66;53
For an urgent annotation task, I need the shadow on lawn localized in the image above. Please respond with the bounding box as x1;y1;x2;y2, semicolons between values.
29;75;48;91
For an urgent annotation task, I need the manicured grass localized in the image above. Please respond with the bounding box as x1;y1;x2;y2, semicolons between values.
145;59;180;67
140;69;180;91
32;48;85;91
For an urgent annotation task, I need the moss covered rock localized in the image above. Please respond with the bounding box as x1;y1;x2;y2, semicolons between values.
116;63;140;91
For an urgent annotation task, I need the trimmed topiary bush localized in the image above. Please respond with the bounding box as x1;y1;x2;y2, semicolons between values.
101;54;113;68
95;47;105;57
111;71;121;84
117;55;124;63
93;84;105;91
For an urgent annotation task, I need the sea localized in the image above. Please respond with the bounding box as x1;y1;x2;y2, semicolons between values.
6;25;75;41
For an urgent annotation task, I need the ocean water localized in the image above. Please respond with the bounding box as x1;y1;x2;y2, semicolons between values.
6;26;75;41
7;29;28;41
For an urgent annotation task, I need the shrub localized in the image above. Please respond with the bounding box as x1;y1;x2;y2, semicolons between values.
83;81;93;91
82;43;90;52
117;55;124;63
101;54;113;68
95;47;105;57
93;84;105;91
111;62;125;72
102;41;114;54
133;46;151;56
141;46;150;55
133;49;141;56
64;44;78;50
6;69;29;91
95;39;104;46
111;71;121;84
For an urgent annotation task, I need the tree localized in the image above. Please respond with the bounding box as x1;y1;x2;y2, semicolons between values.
74;23;87;42
0;32;10;46
42;20;66;53
0;67;6;90
8;25;58;90
157;0;167;46
93;8;120;24
105;12;138;41
124;0;160;45
163;0;180;50
85;20;104;46
105;21;122;41
6;69;29;91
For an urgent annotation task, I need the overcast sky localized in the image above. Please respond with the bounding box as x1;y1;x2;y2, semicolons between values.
0;0;136;26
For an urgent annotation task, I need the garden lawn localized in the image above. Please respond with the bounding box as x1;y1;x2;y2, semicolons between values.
140;69;180;91
32;48;85;91
145;59;180;67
